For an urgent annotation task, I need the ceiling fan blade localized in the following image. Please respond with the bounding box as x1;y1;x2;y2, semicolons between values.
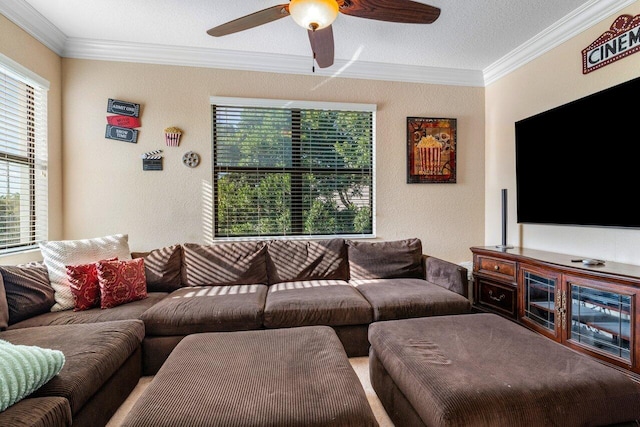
308;26;335;69
339;0;440;24
207;4;290;37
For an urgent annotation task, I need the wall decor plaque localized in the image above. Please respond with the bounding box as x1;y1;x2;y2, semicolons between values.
406;117;456;184
107;98;140;117
582;14;640;74
105;125;138;143
142;158;163;171
106;115;141;128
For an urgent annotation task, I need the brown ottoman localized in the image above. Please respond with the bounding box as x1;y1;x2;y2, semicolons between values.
122;326;378;426
369;313;640;427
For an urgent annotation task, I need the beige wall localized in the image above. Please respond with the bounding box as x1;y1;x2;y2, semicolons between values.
0;15;62;264
485;2;640;264
60;60;485;263
6;1;637;268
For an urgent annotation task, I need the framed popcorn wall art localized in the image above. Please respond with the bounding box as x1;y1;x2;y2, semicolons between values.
406;117;457;184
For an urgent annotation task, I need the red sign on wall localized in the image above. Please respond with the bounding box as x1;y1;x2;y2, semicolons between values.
582;14;640;74
106;115;141;128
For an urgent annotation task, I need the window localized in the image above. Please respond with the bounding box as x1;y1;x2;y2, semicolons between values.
0;55;48;253
212;97;375;239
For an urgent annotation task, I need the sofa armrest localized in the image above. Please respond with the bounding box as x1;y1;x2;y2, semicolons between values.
0;397;72;427
422;255;469;298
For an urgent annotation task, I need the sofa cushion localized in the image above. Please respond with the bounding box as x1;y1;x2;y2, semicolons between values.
0;278;8;330
0;339;65;411
6;293;167;330
347;238;423;280
266;238;349;284
0;263;55;325
97;258;148;309
132;244;182;292
351;278;471;321
264;280;372;328
181;242;268;286
0;396;72;427
40;234;132;312
141;285;268;335
66;257;117;311
0;320;145;415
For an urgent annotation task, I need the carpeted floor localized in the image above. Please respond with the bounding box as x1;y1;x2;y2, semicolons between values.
106;356;394;426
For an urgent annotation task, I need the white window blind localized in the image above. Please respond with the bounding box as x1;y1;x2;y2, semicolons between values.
0;56;48;253
212;97;375;239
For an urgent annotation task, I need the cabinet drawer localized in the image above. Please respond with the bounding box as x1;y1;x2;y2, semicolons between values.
477;280;517;318
477;256;516;281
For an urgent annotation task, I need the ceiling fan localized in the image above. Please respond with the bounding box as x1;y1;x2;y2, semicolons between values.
206;0;441;69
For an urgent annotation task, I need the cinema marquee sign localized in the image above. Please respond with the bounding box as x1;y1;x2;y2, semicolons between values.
582;14;640;74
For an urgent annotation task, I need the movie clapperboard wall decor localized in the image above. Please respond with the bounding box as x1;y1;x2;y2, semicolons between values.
106;99;141;143
141;149;163;171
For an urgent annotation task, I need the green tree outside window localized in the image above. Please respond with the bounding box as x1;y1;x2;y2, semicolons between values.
213;104;373;238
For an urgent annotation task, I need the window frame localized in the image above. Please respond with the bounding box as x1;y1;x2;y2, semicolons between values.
0;53;49;254
210;96;376;241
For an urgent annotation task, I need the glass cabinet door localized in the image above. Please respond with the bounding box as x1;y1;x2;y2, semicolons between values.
521;268;560;339
568;283;632;363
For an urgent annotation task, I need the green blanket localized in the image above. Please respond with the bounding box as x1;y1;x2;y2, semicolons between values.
0;339;65;412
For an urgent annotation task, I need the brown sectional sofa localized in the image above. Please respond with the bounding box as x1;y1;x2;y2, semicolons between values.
0;237;471;426
0;321;144;427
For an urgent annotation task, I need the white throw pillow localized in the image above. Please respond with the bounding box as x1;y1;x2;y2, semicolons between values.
40;234;132;312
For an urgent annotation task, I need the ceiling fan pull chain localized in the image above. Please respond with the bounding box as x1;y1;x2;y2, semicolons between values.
312;52;316;73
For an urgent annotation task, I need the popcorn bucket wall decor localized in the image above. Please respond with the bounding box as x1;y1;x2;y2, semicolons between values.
406;117;457;184
164;127;183;146
416;136;442;175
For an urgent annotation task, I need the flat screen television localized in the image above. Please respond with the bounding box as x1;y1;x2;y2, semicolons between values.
515;75;640;229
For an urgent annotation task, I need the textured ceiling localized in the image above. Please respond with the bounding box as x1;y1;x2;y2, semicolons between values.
15;0;598;71
15;0;587;70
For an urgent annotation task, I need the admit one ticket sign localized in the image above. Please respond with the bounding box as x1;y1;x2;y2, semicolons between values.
105;98;140;143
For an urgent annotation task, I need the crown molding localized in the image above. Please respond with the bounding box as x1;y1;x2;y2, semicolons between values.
483;0;636;86
62;38;485;87
0;0;482;86
2;0;635;87
0;0;65;55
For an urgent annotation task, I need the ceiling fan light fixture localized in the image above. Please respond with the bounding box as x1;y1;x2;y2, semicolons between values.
289;0;339;31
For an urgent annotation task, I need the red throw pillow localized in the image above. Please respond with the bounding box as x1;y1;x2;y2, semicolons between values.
97;258;147;309
66;257;117;311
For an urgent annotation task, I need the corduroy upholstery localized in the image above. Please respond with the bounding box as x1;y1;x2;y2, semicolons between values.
369;313;640;427
139;238;470;372
7;292;167;329
351;277;471;321
264;279;373;327
424;255;469;298
122;327;379;427
0;320;144;419
0;262;55;325
347;238;424;279
131;244;182;292
0;275;8;330
181;241;268;286
0;237;472;425
266;238;349;284
140;284;267;335
0;397;72;427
